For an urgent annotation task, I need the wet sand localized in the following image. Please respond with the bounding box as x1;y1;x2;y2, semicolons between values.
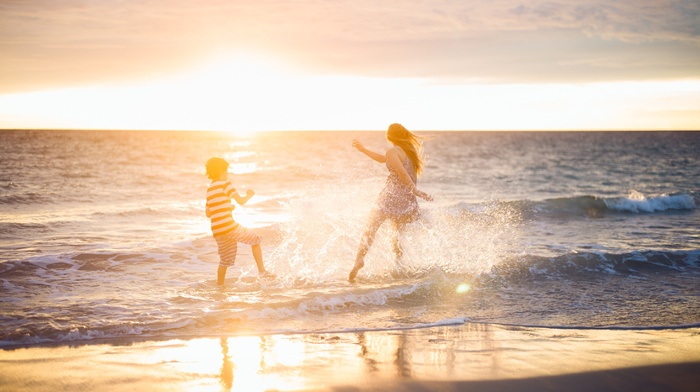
1;323;698;391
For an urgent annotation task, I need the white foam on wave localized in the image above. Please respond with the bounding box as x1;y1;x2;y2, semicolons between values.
414;317;468;328
604;191;695;213
57;324;146;342
234;284;422;322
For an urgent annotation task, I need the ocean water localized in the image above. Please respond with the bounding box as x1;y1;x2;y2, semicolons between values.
0;130;698;346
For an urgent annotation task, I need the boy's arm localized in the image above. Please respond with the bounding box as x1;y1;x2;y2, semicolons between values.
232;189;255;205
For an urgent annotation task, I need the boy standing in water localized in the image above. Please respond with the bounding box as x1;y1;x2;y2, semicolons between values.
205;157;274;285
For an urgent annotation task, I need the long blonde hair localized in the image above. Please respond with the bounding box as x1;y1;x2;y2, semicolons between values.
386;123;426;178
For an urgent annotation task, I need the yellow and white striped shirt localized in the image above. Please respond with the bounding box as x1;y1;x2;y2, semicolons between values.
206;180;239;237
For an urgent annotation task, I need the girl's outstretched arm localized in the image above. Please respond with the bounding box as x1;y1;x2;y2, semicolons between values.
353;139;386;163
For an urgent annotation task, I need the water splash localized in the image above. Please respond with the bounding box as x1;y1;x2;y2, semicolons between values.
266;187;524;287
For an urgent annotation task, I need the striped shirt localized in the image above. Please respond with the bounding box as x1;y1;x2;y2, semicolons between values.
206;180;239;237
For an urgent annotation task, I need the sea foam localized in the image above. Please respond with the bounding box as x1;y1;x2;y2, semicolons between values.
604;191;695;213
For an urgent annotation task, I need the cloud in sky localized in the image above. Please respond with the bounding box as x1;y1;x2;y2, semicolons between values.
1;0;699;93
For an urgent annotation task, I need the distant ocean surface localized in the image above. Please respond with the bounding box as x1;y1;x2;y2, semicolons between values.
1;130;699;347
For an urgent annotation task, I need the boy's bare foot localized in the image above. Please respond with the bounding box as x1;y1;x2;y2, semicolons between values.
259;270;276;279
348;261;364;283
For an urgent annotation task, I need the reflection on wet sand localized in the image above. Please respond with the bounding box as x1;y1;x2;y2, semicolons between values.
356;333;379;374
1;324;698;391
394;332;412;379
211;324;499;390
351;323;498;382
219;337;234;390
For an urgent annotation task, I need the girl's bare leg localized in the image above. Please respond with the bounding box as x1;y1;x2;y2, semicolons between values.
391;211;418;270
390;219;406;264
350;210;386;282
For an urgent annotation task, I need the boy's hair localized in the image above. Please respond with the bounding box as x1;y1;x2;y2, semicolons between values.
205;157;229;180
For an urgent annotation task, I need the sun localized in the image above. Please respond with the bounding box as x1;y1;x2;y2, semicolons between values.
3;47;699;131
150;52;300;133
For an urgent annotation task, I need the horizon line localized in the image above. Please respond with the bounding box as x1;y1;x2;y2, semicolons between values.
2;128;699;133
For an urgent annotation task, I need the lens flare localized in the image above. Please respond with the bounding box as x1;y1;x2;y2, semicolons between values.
456;283;471;294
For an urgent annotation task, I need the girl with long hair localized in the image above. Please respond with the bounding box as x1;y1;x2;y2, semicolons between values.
349;123;432;282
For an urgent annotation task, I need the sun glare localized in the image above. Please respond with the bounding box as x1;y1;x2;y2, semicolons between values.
141;336;311;391
0;50;698;131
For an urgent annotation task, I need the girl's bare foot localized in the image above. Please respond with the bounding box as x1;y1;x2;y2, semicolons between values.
348;261;364;283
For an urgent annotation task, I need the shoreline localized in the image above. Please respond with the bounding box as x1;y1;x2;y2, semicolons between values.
3;319;700;351
1;323;699;391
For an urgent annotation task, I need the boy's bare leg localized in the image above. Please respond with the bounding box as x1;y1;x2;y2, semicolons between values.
252;244;265;272
252;244;275;278
217;266;227;285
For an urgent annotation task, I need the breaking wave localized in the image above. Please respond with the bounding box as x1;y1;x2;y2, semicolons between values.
477;191;696;220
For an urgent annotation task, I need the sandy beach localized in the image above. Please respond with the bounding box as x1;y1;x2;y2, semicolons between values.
1;323;698;391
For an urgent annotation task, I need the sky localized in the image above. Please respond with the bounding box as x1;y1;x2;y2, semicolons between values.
1;0;699;131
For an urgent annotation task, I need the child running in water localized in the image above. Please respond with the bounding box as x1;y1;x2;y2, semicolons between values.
205;157;274;285
349;123;432;282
